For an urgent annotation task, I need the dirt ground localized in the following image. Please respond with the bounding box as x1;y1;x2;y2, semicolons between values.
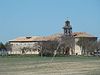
0;56;100;75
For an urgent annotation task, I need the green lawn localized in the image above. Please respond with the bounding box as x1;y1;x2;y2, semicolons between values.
0;55;100;75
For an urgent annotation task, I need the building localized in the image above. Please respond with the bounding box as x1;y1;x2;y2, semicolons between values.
8;20;97;55
8;36;59;55
74;32;97;55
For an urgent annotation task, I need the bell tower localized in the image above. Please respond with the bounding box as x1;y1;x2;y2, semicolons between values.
63;20;72;36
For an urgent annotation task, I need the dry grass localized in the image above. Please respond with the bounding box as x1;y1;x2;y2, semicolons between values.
0;56;100;75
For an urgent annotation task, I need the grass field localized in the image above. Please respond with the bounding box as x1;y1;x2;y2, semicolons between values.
0;55;100;75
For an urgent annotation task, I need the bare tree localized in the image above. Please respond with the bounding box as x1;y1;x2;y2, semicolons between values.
77;37;97;55
37;40;59;57
20;47;31;54
5;42;12;53
58;35;75;55
0;42;7;56
92;40;100;56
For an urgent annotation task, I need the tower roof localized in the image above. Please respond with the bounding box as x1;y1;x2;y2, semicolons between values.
63;20;72;29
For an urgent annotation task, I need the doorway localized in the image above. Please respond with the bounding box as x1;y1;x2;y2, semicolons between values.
65;47;70;55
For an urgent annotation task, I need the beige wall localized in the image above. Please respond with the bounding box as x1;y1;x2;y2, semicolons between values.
75;38;81;55
9;42;39;54
9;40;82;55
75;44;81;55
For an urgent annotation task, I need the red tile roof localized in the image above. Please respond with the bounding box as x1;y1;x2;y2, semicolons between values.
9;32;97;42
73;32;96;37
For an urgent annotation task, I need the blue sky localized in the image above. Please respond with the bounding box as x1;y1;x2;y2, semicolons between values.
0;0;100;43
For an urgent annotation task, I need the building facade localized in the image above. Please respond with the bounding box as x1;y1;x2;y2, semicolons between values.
8;20;97;55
